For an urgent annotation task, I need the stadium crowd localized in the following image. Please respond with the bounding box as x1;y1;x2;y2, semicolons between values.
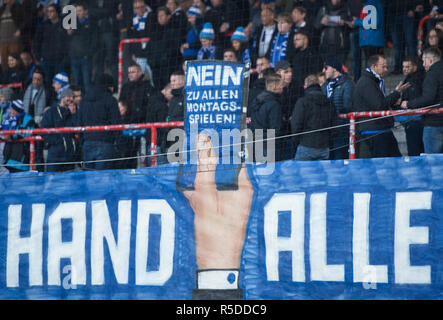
0;0;442;173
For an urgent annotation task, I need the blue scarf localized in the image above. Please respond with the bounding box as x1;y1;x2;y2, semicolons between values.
270;32;289;67
197;45;216;60
366;67;386;96
1;112;24;131
241;49;251;64
326;75;341;98
133;9;149;31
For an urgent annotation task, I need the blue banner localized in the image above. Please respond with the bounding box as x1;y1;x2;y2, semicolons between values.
0;155;442;299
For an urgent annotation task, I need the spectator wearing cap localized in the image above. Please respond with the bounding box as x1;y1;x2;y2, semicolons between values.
51;72;70;107
291;74;337;161
197;22;219;60
40;88;77;172
181;5;203;61
231;27;251;64
321;57;354;160
250;7;277;65
77;73;120;170
269;12;294;67
1;99;36;173
33;3;67;88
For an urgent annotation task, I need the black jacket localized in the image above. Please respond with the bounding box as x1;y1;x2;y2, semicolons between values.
402;70;425;102
167;88;185;122
291;84;336;149
33;19;67;62
119;79;150;124
251;23;278;64
290;46;323;99
408;60;443;126
351;69;401;132
77;86;121;143
68;17;98;59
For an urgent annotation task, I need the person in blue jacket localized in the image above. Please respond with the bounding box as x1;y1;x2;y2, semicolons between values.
180;5;203;61
351;0;385;67
230;27;251;65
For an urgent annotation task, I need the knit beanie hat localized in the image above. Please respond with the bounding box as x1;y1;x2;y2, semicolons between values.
187;5;201;18
53;72;69;86
199;22;215;40
324;57;343;73
231;27;247;42
11;100;24;113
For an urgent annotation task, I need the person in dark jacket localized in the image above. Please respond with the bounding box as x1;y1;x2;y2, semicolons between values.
250;7;278;66
32;3;67;88
1;53;26;98
351;54;411;158
66;1;98;91
40;88;77;172
77;73;121;170
248;56;272;114
321;57;354;159
401;47;443;154
249;71;284;162
291;74;336;161
397;56;425;156
1;99;35;172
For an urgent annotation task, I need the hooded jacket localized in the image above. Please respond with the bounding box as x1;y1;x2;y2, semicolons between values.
291;84;336;149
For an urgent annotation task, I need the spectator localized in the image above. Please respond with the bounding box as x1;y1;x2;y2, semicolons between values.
230;27;251;64
180;5;203;61
424;28;443;52
89;0;120;83
33;3;67;88
248;56;271;109
71;85;83;107
40;88;77;172
77;73;120;170
166;0;188;38
275;60;296;161
249;71;284;162
386;0;421;74
249;0;279;40
289;6;315;51
0;88;14;174
351;0;385;69
351;54;410;158
204;0;240;51
20;50;36;87
197;22;218;60
314;0;349;63
2;53;26;89
66;1;97;91
269;12;293;67
126;0;155;82
401;47;443;154
291;74;336;161
250;7;277;65
0;0;26;74
1;99;35;173
347;0;364;81
51;72;70;107
396;56;425;156
114;98;136;169
223;48;238;62
23;67;52;125
321;57;355;160
289;31;323;102
166;70;185;122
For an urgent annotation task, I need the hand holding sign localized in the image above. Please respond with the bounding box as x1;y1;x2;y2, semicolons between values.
184;133;253;270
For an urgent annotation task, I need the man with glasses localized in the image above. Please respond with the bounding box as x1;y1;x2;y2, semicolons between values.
351;55;411;158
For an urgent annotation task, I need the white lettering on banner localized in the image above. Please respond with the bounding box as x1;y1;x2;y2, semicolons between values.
395;192;432;284
47;202;87;286
353;193;388;284
91;200;131;285
310;193;345;282
264;193;305;282
362;5;377;30
7;204;45;287
264;192;433;284
186;65;243;87
136;199;175;286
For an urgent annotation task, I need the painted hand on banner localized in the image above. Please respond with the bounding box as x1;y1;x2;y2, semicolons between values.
184;133;253;270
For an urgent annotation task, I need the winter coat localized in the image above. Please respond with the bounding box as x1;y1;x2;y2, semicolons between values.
353;0;385;48
291;84;336;149
167;88;185;122
321;73;355;115
351;69;401;132
119;79;150;124
68;17;98;59
77;86;121;143
33;19;67;62
408;61;443;126
23;84;52;122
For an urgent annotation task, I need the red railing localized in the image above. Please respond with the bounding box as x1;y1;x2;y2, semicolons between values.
0;83;22;89
0;121;183;170
118;37;151;94
338;107;443;159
